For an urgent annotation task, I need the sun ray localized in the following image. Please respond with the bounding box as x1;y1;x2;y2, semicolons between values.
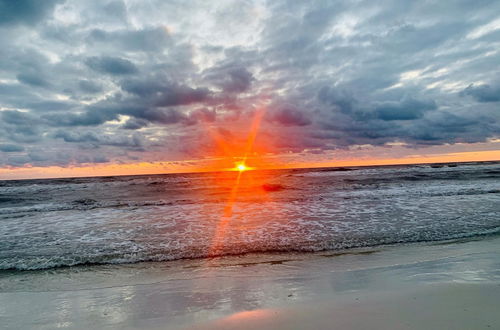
208;106;267;256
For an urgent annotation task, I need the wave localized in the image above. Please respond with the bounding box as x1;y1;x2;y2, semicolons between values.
1;185;498;216
0;199;180;215
2;227;499;271
427;189;500;196
0;197;25;204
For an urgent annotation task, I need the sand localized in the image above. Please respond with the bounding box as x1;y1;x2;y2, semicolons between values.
190;284;500;330
1;236;499;329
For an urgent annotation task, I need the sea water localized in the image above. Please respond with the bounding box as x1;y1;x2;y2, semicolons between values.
1;162;499;270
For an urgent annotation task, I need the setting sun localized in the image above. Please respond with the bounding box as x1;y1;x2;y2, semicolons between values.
236;163;249;172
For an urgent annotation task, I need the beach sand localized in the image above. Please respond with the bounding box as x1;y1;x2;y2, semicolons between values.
191;284;499;330
1;236;499;329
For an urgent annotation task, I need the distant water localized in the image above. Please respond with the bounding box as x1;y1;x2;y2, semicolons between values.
1;162;499;270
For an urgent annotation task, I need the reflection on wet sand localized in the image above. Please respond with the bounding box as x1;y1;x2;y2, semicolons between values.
1;236;499;329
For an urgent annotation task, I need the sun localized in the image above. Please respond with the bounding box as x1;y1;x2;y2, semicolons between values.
233;162;253;172
236;163;248;172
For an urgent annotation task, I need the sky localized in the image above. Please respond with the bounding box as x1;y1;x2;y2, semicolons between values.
0;0;499;179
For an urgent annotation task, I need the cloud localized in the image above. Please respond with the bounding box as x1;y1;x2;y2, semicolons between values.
374;97;437;121
122;118;149;130
154;86;210;107
85;56;138;75
0;0;61;26
120;77;211;107
44;108;118;126
101;0;127;23
203;64;254;93
53;129;147;153
4;155;31;166
317;87;356;114
461;82;500;102
78;80;103;94
128;108;187;125
0;144;24;152
269;105;312;126
87;27;171;52
1;110;35;125
92;155;109;163
54;130;99;143
17;72;51;88
0;110;41;143
189;108;216;123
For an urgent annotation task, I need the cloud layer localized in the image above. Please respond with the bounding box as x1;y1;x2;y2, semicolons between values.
0;0;499;168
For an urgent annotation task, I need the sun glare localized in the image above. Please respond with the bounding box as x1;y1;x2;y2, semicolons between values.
236;163;248;172
233;161;254;172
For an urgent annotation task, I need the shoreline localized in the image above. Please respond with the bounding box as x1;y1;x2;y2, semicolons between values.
2;228;499;272
1;235;499;329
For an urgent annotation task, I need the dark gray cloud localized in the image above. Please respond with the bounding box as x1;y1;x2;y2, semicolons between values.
1;110;35;125
120;76;210;107
43;107;117;127
318;87;356;114
0;0;61;26
4;155;32;166
203;64;254;93
78;80;103;94
101;0;127;22
54;129;146;150
92;155;109;163
374;97;437;121
0;110;41;143
0;144;24;152
269;105;312;126
17;72;51;88
461;82;500;103
122;118;149;130
85;56;138;75
54;130;99;143
0;0;499;168
87;27;171;52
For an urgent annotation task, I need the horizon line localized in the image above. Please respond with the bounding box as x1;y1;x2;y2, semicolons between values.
1;158;498;181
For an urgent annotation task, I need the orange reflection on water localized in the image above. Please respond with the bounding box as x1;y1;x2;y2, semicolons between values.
207;177;275;256
205;106;278;256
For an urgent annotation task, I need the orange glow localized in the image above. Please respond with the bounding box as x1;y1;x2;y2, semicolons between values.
0;142;499;180
234;162;253;172
219;309;277;323
189;105;282;174
205;106;275;257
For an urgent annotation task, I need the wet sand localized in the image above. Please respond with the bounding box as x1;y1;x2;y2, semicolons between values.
1;236;499;329
190;284;500;330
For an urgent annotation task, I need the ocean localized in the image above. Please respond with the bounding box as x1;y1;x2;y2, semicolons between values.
1;162;499;271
